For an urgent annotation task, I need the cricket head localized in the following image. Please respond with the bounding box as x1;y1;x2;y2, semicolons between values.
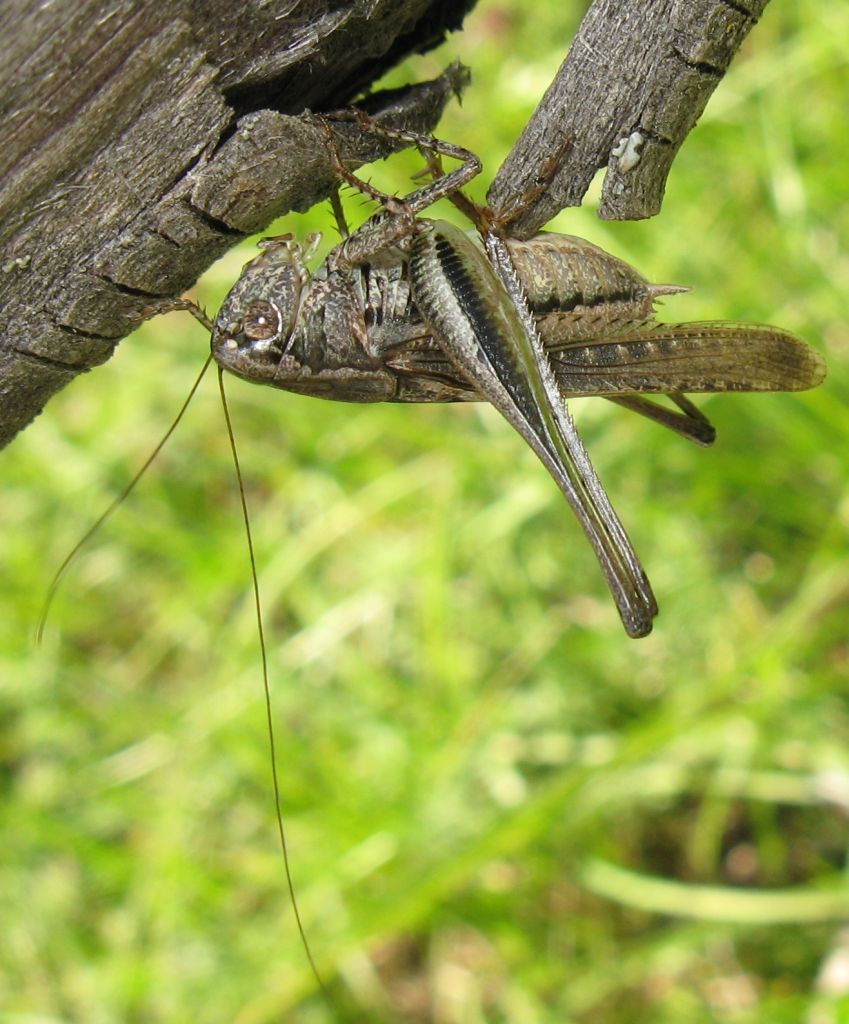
211;233;320;385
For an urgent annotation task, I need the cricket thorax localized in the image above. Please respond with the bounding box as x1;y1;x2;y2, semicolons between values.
211;232;483;405
211;235;407;402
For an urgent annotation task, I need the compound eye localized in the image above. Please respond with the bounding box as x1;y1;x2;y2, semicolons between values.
242;300;282;342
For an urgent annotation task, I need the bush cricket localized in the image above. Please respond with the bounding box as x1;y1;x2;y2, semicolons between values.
209;113;825;638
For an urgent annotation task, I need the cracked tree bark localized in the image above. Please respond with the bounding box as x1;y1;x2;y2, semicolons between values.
488;0;772;235
0;0;770;449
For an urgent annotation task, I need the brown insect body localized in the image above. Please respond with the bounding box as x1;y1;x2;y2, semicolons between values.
212;226;823;410
210;116;824;637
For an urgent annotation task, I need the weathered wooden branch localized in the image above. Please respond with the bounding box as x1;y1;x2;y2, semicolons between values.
0;0;771;448
0;0;475;448
488;0;771;236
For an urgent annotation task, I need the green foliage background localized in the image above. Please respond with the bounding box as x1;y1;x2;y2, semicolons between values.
2;2;848;1021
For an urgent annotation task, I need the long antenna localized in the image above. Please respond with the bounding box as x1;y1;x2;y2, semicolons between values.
36;352;214;644
216;368;328;999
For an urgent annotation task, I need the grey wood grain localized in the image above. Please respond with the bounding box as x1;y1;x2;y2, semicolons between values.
0;0;474;447
487;0;771;237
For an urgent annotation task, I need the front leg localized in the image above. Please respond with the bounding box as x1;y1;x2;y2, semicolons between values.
316;112;482;273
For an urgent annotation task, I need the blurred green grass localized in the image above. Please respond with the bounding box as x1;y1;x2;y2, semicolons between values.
2;2;849;1021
